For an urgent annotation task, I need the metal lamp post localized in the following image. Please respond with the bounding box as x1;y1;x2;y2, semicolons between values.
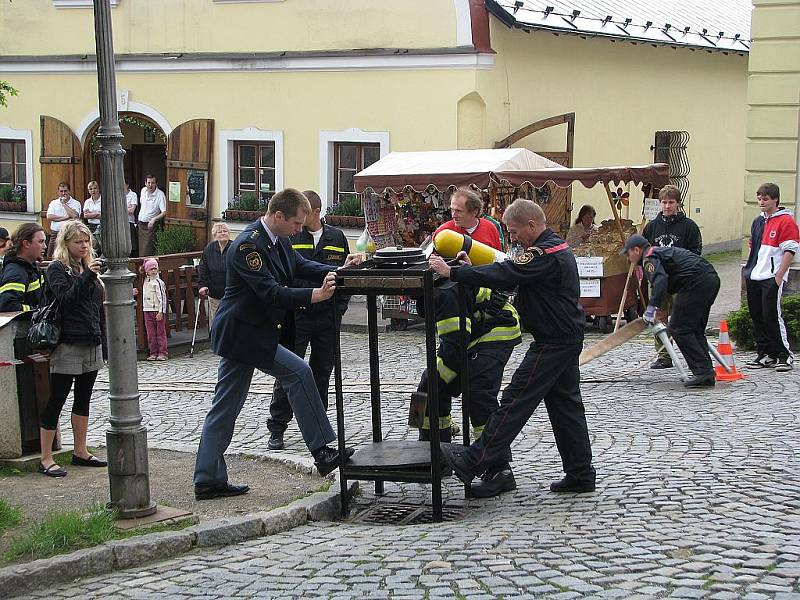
93;0;156;518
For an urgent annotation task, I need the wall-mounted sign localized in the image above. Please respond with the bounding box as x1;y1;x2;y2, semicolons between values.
186;170;207;209
168;181;181;203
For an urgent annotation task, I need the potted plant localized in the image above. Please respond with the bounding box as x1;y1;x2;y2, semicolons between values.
0;184;26;212
326;194;365;228
223;191;268;222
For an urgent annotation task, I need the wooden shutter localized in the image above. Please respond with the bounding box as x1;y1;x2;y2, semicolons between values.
39;116;84;232
166;119;214;251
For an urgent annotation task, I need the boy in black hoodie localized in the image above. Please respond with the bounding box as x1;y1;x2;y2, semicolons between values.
642;185;702;368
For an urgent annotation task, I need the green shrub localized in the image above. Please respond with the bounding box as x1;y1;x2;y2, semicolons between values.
237;191;259;212
727;294;800;350
0;498;22;532
0;185;12;201
154;224;196;255
328;195;364;217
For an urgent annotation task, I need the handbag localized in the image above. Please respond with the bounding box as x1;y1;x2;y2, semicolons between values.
28;285;61;351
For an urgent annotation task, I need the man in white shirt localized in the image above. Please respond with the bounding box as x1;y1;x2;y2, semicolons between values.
83;180;102;233
46;181;82;258
125;182;139;257
138;174;167;257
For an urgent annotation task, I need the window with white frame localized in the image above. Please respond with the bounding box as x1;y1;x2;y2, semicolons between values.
333;142;380;207
234;141;276;206
0;140;26;187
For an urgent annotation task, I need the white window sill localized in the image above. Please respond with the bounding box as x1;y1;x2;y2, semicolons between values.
0;211;39;222
53;0;118;8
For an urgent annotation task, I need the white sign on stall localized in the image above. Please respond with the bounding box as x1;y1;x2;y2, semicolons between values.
644;198;660;222
580;278;601;298
575;256;604;278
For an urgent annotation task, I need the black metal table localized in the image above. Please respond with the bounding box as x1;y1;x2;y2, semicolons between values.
333;260;472;522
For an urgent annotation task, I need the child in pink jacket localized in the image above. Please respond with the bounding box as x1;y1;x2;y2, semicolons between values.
142;257;168;360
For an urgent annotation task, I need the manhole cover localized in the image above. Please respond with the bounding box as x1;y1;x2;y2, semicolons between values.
349;502;463;525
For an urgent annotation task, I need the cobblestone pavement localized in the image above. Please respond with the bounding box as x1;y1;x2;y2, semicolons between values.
43;328;800;599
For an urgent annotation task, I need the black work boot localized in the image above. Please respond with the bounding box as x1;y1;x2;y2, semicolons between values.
650;356;673;369
550;475;595;493
268;432;284;450
683;374;716;388
471;464;516;498
439;443;475;485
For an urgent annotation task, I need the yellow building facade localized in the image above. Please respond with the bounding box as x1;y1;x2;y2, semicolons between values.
744;0;800;253
1;0;750;251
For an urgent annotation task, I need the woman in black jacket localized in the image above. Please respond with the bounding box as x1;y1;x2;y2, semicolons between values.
197;221;231;328
38;220;107;477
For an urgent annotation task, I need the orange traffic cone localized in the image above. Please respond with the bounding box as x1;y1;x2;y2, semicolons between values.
715;320;745;381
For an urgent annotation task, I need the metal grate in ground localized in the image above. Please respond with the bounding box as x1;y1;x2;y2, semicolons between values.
348;502;464;525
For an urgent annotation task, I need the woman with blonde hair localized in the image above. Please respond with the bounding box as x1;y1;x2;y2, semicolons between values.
38;220;107;477
197;221;231;328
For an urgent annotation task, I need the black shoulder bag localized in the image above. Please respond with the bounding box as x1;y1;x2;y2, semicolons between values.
28;276;62;351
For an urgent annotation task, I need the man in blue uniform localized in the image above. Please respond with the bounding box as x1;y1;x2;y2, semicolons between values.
413;279;522;497
267;190;351;450
193;189;362;500
622;234;720;388
429;199;596;494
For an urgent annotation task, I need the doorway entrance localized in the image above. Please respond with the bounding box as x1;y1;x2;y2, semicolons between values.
84;113;167;198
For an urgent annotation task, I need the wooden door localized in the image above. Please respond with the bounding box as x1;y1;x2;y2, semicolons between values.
166;119;213;251
39;116;84;232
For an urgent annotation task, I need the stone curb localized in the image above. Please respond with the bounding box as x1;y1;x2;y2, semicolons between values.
1;467;358;599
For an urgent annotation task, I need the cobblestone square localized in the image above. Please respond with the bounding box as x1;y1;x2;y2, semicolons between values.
42;329;800;599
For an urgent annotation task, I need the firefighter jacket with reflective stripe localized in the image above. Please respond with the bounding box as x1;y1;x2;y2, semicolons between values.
0;256;44;313
428;282;521;384
289;223;350;314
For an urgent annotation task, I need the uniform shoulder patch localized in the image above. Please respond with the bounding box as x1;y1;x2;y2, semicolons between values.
644;261;656;274
246;252;263;271
514;246;544;265
238;242;257;252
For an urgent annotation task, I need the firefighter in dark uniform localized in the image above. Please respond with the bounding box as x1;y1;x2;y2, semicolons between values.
412;279;522;496
0;223;47;313
622;234;721;388
429;199;596;497
267;190;351;450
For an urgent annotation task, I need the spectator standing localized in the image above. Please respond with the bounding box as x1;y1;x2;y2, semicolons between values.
138;175;166;257
567;204;597;248
642;185;702;369
0;227;10;271
435;187;502;251
83;180;102;234
142;257;168;361
125;182;139;257
197;222;231;328
743;183;799;372
45;181;81;259
38;220;107;477
0;223;46;312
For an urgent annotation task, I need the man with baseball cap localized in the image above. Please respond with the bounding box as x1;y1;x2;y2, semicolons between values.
622;234;720;388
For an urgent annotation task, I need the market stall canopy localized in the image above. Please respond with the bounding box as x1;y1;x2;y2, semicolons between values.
354;149;670;192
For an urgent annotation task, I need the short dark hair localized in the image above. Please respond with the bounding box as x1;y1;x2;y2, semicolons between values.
658;184;681;203
451;187;483;216
145;174;157;182
302;190;322;212
6;223;44;257
757;183;780;203
57;181;70;191
267;188;311;218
